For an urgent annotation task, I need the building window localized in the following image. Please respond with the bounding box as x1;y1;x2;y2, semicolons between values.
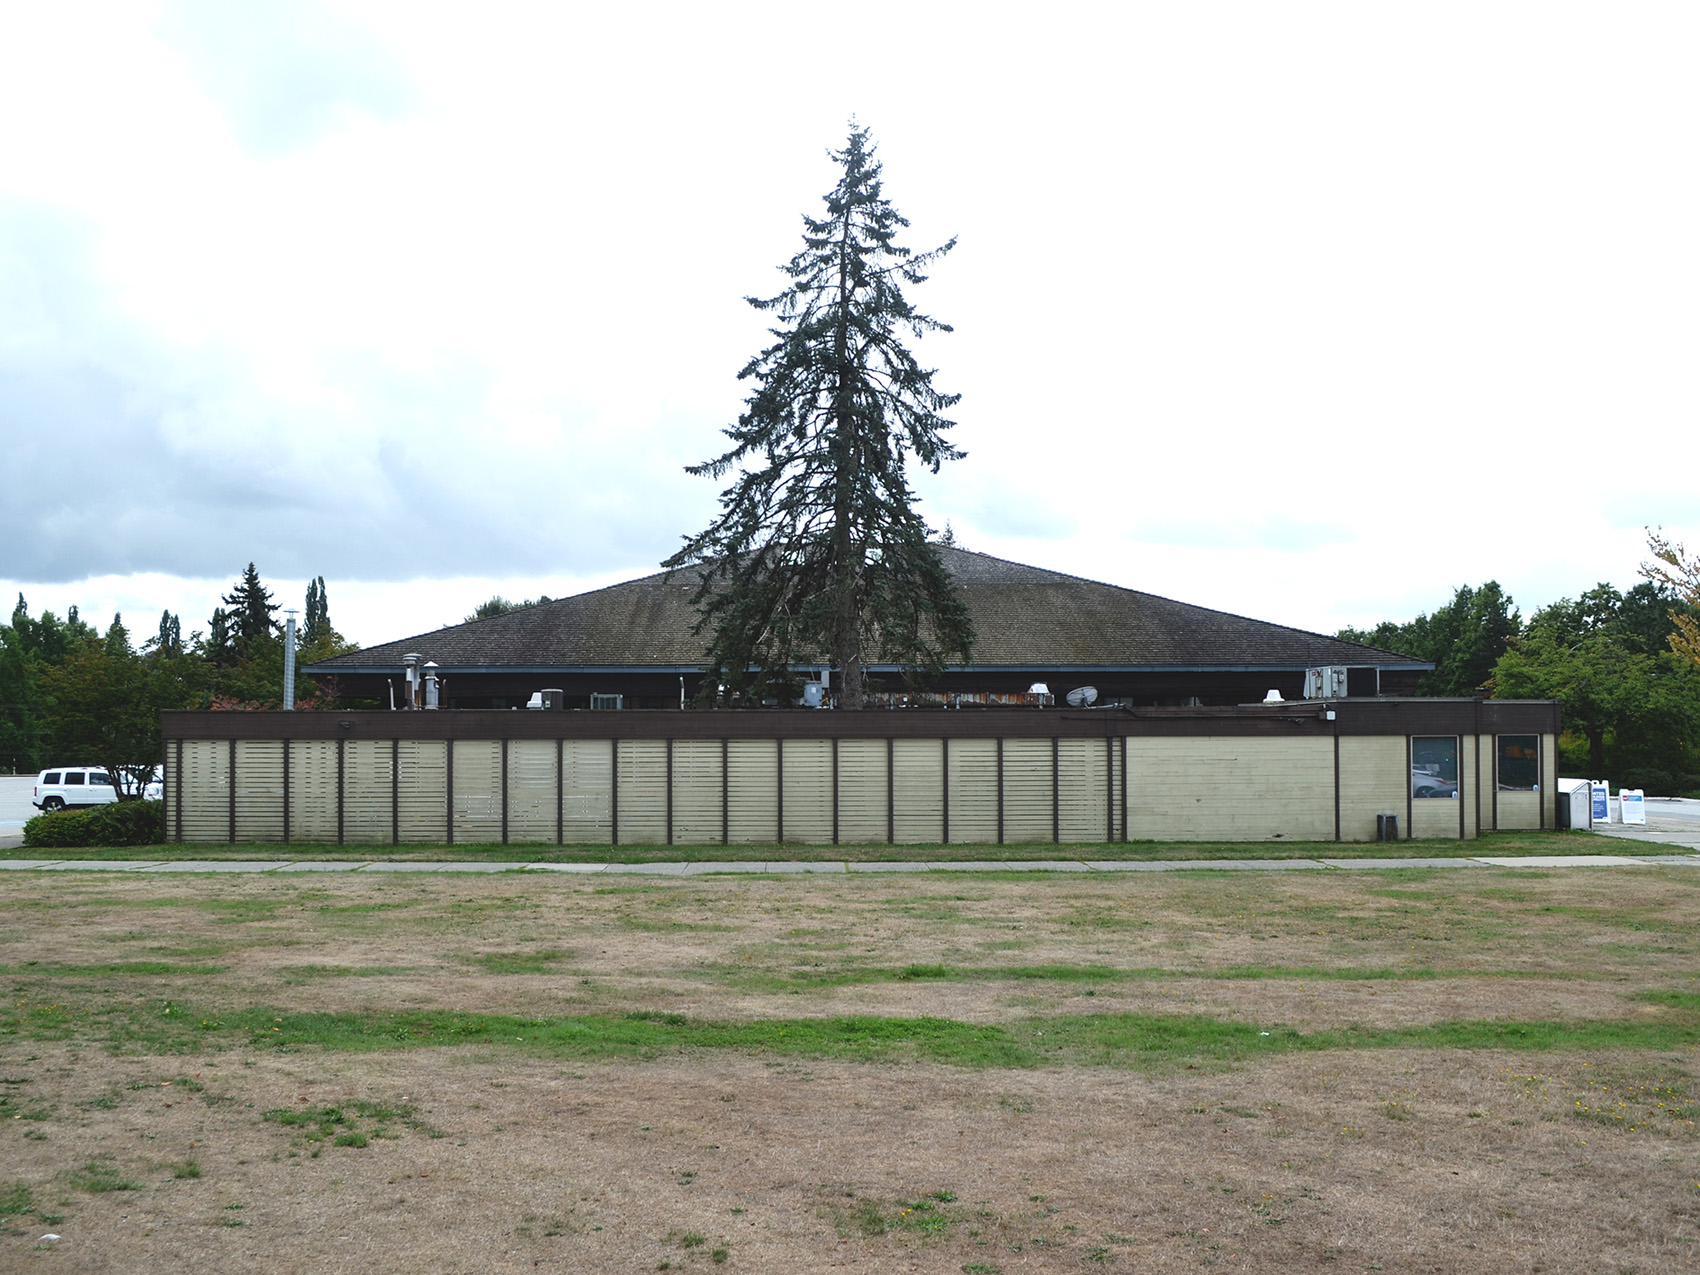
1412;736;1458;799
1497;735;1539;791
590;694;623;711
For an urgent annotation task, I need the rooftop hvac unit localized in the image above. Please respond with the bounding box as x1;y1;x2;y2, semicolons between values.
1304;666;1348;699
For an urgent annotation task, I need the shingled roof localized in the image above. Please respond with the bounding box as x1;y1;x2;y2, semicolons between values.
309;549;1422;674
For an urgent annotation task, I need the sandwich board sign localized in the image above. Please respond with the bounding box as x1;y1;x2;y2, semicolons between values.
1620;789;1646;825
1591;781;1611;823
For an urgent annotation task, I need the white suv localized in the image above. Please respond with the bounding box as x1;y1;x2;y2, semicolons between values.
32;766;162;812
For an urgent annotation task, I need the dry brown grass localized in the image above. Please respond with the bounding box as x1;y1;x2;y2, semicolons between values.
2;865;1699;1272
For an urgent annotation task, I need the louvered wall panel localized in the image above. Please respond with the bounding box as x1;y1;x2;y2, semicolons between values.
616;739;668;844
891;738;944;844
946;739;998;843
836;739;888;844
452;740;503;843
234;740;285;842
561;740;613;843
504;740;557;843
1057;737;1110;843
180;740;231;843
1001;738;1054;843
780;738;832;843
342;740;395;844
288;741;340;843
726;740;778;844
397;740;448;843
671;740;724;844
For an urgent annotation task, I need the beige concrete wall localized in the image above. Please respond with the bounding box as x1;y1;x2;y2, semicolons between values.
289;740;339;843
781;738;832;844
726;739;777;845
397;740;447;843
506;739;558;844
1057;737;1111;843
837;739;888;844
561;740;612;844
670;739;723;844
616;740;667;845
1002;738;1054;843
946;739;998;844
179;724;1521;846
234;740;284;842
1337;736;1405;842
452;740;502;844
180;739;230;843
1126;737;1334;842
343;739;395;844
892;738;944;844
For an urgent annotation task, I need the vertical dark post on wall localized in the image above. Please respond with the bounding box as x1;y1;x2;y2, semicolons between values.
1332;730;1340;843
556;738;564;846
500;739;509;845
940;737;951;845
1104;736;1114;843
391;739;400;846
665;738;674;846
1538;733;1546;829
720;737;729;846
174;738;184;843
775;737;784;845
1457;735;1466;840
886;738;894;845
1404;734;1413;841
335;737;346;846
1051;737;1060;844
996;738;1005;846
1120;735;1128;843
831;737;840;846
227;738;236;844
282;738;292;844
609;739;619;846
445;741;455;846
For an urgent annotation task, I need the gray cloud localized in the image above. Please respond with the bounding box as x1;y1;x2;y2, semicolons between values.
0;201;712;586
157;0;412;156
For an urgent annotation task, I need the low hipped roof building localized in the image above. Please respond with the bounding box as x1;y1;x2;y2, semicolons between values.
306;548;1430;709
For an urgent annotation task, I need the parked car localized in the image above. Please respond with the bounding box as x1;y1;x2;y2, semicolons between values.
1411;768;1457;799
32;766;162;812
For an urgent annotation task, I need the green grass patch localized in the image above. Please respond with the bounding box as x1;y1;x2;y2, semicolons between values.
21;1001;1693;1069
469;949;572;975
0;1179;33;1219
64;1161;140;1193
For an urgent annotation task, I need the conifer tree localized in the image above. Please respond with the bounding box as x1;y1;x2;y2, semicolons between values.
303;576;330;646
666;125;973;708
222;563;278;649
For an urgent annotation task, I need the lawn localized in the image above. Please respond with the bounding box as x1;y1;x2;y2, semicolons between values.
1;863;1697;1271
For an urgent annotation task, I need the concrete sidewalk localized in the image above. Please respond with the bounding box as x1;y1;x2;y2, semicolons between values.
0;853;1695;875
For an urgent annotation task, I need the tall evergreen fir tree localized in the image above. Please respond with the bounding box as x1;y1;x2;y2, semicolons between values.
666;125;973;709
222;563;278;649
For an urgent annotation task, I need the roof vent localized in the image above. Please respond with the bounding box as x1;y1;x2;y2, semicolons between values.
1263;689;1285;705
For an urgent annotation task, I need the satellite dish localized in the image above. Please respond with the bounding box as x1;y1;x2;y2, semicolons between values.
1065;686;1098;707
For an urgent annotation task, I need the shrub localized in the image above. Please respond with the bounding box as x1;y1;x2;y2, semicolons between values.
23;800;165;849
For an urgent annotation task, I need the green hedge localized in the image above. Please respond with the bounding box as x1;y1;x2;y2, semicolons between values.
22;800;165;849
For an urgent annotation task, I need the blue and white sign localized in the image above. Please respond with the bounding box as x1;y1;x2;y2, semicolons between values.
1591;780;1611;823
1620;788;1646;825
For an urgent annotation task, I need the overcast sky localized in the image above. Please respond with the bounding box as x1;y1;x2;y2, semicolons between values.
2;2;1697;649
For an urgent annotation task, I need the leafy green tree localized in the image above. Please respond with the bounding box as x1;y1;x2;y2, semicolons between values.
0;618;42;774
666;125;973;708
1337;582;1519;696
37;614;204;797
464;595;553;624
303;577;331;646
1643;530;1700;668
